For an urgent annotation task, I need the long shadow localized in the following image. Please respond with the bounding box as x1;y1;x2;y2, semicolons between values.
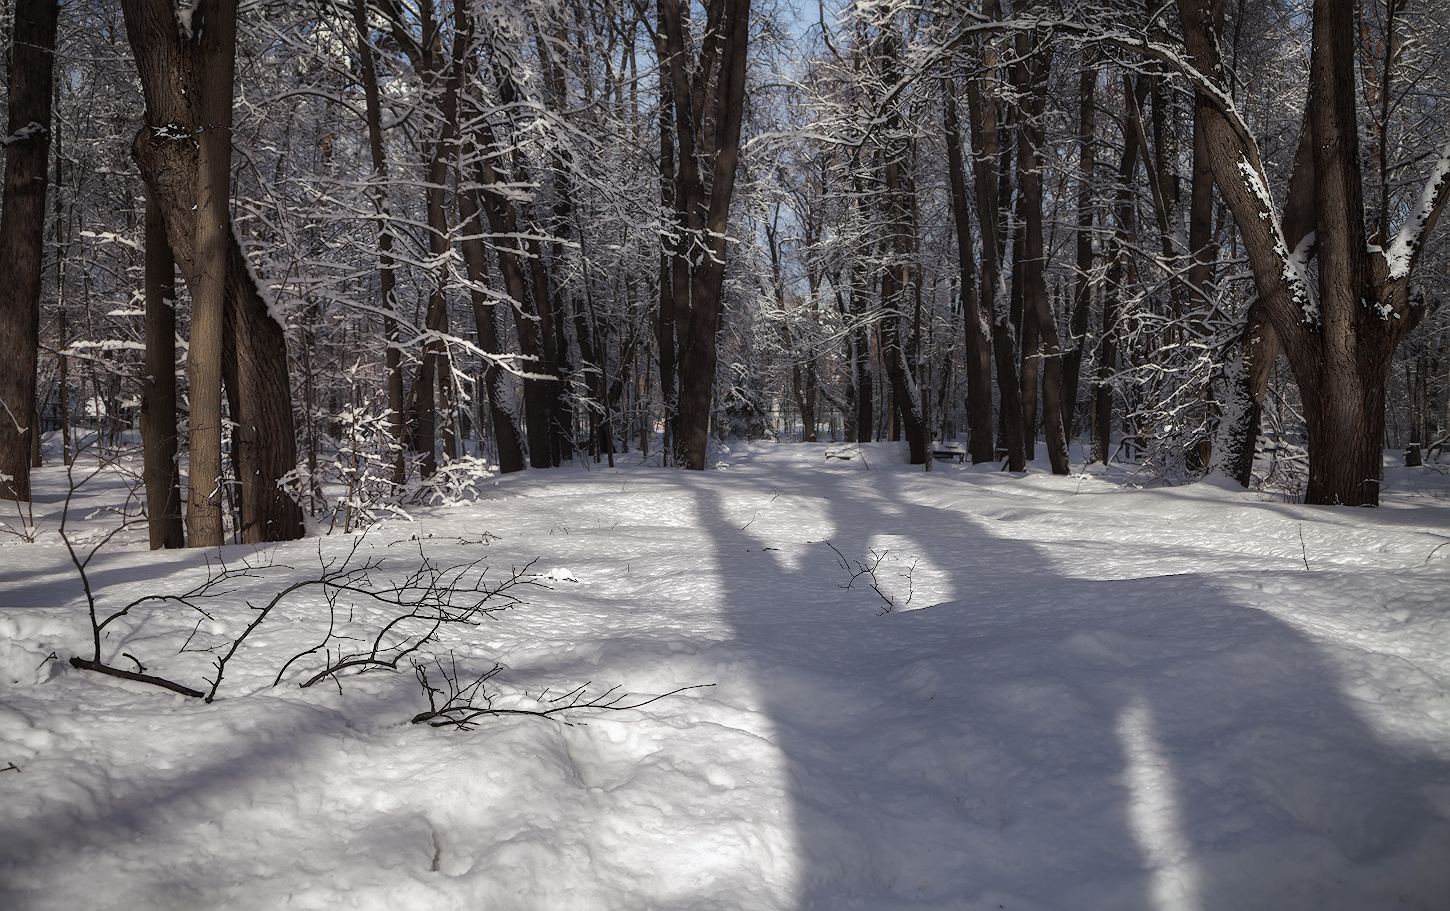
688;456;1449;909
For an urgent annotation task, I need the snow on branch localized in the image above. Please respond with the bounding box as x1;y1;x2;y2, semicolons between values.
1385;134;1450;281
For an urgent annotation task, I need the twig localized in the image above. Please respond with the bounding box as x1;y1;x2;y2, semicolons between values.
1299;524;1310;571
823;540;898;613
1426;536;1450;563
410;656;715;729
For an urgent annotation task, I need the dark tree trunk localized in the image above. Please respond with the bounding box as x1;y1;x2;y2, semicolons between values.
1092;76;1148;467
122;0;302;544
1062;54;1097;446
656;0;751;469
656;73;679;461
0;0;59;501
1013;21;1068;474
876;32;928;466
1177;0;1450;505
353;0;405;485
141;196;184;549
944;81;993;463
965;20;1025;470
457;185;526;473
468;137;554;469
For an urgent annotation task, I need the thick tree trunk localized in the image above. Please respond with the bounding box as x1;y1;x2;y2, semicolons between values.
123;0;302;544
141;196;184;548
657;0;751;469
1177;0;1449;505
0;0;58;501
185;0;239;547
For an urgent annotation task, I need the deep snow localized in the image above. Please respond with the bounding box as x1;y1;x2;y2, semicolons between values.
2;442;1449;910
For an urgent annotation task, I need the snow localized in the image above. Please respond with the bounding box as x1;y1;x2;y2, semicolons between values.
1386;135;1450;282
3;441;1450;910
1236;156;1318;325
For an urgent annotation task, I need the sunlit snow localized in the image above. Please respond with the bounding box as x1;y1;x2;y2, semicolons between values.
2;440;1449;910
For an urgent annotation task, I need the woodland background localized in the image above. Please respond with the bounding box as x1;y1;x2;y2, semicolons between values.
2;0;1449;546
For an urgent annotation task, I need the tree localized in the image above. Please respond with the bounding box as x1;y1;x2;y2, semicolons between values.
122;0;303;543
0;0;59;501
1177;0;1450;505
654;0;752;470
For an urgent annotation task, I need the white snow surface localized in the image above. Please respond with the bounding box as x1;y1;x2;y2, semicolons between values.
3;442;1450;910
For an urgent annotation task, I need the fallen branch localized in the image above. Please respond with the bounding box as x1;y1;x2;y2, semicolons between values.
67;656;205;698
410;655;714;729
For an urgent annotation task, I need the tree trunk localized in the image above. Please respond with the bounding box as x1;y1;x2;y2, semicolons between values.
944;76;996;464
0;0;58;501
656;0;751;469
353;0;405;486
965;21;1024;470
141;196;185;548
457;184;526;473
1062;54;1097;446
1178;0;1449;505
123;0;302;544
468;136;554;469
58;309;70;466
185;0;239;547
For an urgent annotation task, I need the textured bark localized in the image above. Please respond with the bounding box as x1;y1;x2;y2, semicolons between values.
943;86;994;463
141;196;185;549
876;34;928;466
1062;54;1096;445
457;185;526;473
122;0;302;543
0;0;58;501
1012;22;1067;474
185;0;238;547
965;10;1024;470
1178;0;1448;505
411;0;465;479
656;0;751;469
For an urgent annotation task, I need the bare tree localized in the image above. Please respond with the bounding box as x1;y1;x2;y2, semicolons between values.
1178;0;1450;504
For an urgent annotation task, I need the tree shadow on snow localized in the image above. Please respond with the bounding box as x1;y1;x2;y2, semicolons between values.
687;461;1450;910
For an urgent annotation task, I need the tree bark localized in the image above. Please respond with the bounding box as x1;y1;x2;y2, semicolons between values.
656;0;751;469
185;0;239;547
0;0;59;501
1177;0;1449;505
457;184;526;473
141;196;184;548
1062;54;1097;446
943;86;993;462
122;0;302;543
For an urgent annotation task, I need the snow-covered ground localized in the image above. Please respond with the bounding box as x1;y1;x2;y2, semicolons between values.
3;442;1449;910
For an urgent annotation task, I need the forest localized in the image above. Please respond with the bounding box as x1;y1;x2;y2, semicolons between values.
4;4;1450;908
2;0;1447;542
